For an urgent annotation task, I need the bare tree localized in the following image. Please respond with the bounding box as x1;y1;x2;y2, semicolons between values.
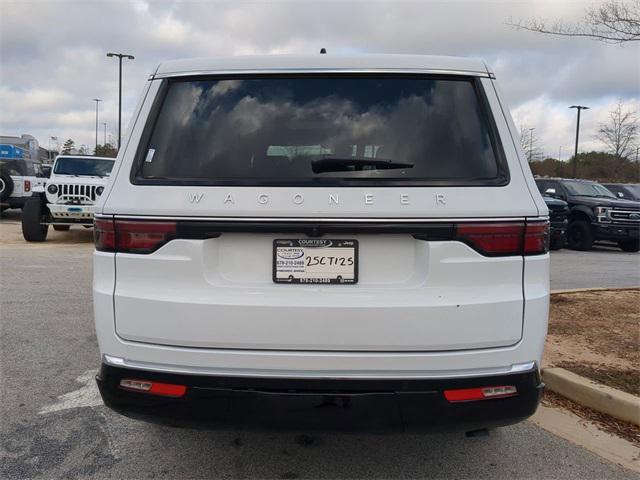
509;0;640;44
519;125;543;162
597;102;638;159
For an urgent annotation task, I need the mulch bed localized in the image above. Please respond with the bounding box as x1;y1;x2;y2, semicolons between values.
542;390;640;447
556;361;639;396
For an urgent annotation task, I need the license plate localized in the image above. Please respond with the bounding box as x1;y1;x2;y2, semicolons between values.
273;239;358;284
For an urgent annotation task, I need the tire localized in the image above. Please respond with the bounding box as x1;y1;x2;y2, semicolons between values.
0;170;14;202
53;225;70;231
549;237;565;251
21;197;49;242
619;239;640;252
566;220;594;251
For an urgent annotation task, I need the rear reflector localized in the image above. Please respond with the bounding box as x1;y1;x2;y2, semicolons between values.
119;379;187;398
444;385;518;403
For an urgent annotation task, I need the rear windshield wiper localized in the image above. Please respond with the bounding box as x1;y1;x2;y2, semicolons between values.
311;156;414;173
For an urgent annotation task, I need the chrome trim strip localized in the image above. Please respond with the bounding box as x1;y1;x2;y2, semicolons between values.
103;354;537;380
96;214;530;223
152;68;490;80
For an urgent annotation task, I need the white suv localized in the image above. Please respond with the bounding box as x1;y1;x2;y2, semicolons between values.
94;54;549;434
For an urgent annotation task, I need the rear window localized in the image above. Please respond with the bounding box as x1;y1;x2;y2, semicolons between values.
134;75;507;186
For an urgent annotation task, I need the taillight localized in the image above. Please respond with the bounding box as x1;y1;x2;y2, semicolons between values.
93;218;549;256
456;223;524;256
444;385;517;403
94;219;176;254
119;379;187;398
456;220;549;256
94;219;116;251
524;221;549;255
116;221;177;254
24;180;31;192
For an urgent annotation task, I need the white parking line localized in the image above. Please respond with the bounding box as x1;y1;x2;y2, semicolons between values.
39;370;102;414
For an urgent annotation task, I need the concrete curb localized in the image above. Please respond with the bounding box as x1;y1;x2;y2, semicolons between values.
550;286;639;294
542;367;640;426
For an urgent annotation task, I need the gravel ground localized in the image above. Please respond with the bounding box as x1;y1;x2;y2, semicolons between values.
1;216;638;479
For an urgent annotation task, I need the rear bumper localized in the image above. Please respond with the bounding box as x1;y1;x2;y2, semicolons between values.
96;363;544;432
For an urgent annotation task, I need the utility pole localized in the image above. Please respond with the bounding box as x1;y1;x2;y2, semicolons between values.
93;98;102;155
557;146;562;177
103;122;108;145
569;105;589;178
106;52;135;149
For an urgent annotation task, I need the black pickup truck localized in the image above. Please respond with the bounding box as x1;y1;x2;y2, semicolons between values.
542;195;568;250
535;178;640;252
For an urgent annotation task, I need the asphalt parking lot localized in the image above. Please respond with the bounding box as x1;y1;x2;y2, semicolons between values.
0;215;638;479
550;246;640;290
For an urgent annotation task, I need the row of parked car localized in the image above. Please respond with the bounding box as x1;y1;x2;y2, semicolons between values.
537;178;640;252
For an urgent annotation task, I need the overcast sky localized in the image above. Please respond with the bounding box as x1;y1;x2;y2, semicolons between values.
1;0;638;159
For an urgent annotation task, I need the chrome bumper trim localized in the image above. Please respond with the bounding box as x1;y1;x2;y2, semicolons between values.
103;354;537;380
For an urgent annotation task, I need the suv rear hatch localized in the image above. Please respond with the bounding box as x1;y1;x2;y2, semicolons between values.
104;73;542;351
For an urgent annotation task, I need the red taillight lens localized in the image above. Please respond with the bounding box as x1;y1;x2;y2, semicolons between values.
24;180;31;192
444;385;517;403
94;219;176;254
457;222;524;256
116;221;176;254
524;221;549;255
94;219;116;251
119;379;187;398
456;221;549;256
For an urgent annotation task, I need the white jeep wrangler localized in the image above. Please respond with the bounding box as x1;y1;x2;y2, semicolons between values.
22;155;114;241
0;158;47;212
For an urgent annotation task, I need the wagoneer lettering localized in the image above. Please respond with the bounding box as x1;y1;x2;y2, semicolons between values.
94;54;549;433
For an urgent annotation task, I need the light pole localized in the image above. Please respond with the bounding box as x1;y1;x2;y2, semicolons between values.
569;105;589;178
528;127;535;163
102;122;108;145
106;52;135;150
93;98;102;155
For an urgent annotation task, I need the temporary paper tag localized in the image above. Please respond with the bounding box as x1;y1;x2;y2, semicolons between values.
144;148;155;163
